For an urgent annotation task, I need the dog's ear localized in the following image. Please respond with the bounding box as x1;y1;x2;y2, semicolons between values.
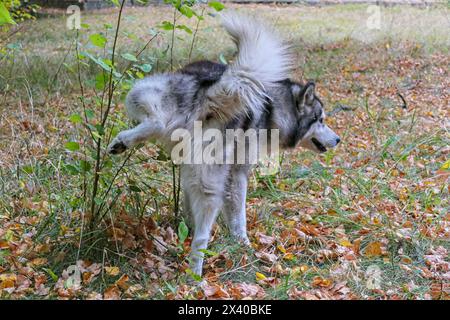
292;81;316;109
299;82;315;106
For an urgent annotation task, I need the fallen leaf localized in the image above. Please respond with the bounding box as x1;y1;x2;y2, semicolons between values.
104;285;121;300
255;272;266;281
115;274;130;290
230;282;265;299
255;251;278;264
31;257;48;266
201;283;230;299
312;276;333;288
255;232;275;246
364;242;382;257
105;266;120;276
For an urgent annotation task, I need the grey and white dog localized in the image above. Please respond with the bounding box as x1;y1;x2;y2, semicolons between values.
108;12;340;276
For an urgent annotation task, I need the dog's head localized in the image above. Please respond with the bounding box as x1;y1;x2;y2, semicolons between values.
291;82;340;153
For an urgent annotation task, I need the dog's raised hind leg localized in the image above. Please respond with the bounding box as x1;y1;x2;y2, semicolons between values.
107;120;162;155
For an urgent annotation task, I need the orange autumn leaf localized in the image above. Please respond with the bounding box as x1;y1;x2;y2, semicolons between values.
0;240;9;249
0;274;16;289
104;285;121;300
364;242;382;257
115;274;130;290
202;283;230;299
31;258;48;266
312;276;333;288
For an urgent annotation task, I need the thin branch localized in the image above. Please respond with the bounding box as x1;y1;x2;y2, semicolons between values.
48;38;76;94
114;32;159;88
172;162;179;216
0;24;26;46
397;92;408;109
101;0;127;128
96;149;135;220
188;8;205;63
90;0;127;225
170;8;177;71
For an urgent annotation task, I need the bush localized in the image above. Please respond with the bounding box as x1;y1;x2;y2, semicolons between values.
0;0;39;26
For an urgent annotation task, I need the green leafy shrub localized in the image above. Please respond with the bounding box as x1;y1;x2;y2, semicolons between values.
0;0;39;26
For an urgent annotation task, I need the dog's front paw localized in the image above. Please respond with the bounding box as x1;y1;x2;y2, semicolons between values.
107;137;127;155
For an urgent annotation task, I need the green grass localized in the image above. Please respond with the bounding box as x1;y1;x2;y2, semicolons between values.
0;3;449;300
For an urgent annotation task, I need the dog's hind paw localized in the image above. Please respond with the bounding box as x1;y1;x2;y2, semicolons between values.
187;276;207;287
234;234;251;247
107;138;127;155
240;237;251;247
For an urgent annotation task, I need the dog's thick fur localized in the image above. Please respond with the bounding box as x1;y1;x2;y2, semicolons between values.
108;12;340;276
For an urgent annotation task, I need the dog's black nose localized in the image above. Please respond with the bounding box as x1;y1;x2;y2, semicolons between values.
336;138;341;145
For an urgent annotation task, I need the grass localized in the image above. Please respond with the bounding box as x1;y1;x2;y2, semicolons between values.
0;3;449;300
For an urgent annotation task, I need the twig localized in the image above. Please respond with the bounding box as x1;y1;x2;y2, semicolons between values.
96;149;135;220
172;162;179;216
90;0;126;226
75;30;95;209
170;8;177;71
188;8;205;63
209;259;261;280
101;0;126;128
397;92;407;109
48;38;76;94
0;24;26;46
327;103;356;117
115;32;159;86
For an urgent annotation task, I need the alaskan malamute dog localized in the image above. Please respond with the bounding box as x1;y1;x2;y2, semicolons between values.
108;12;340;276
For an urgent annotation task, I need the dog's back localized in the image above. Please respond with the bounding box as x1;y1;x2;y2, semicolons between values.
180;60;227;87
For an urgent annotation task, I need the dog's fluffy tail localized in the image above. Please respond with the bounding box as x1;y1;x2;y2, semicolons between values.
206;11;293;121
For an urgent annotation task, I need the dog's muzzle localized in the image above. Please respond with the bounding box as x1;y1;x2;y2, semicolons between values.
311;125;340;153
311;137;328;153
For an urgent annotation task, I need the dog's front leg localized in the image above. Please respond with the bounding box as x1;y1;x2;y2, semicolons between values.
107;120;162;155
